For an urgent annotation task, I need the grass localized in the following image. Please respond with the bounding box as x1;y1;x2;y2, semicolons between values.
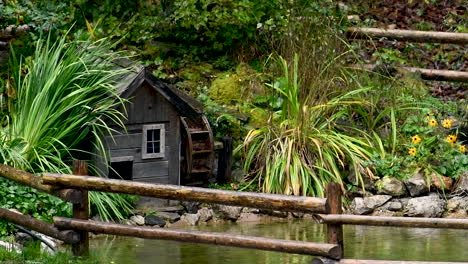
0;242;104;264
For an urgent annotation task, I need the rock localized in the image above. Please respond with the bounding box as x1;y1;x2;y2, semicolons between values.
378;200;403;212
430;173;453;191
144;215;166;227
130;215;145;226
371;209;401;217
157;212;180;223
241;207;260;214
259;209;288;218
181;201;200;214
452;172;468;195
180;213;200;226
378;177;407;196
237;212;264;222
350;195;392;215
447;196;468;213
404;173;429;197
197;207;213;223
404;193;446;218
214;205;243;220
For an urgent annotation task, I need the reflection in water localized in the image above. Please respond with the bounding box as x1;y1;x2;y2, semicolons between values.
90;220;468;263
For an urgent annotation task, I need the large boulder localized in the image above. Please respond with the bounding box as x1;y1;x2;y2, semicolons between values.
404;193;446;217
452;172;468;195
350;195;392;215
403;173;429;197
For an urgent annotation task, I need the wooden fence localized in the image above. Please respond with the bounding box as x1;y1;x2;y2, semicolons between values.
346;27;468;83
1;161;468;263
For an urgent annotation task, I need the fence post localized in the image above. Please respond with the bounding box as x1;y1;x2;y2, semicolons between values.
71;160;89;256
325;183;343;259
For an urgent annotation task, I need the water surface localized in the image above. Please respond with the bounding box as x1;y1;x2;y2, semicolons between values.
90;219;468;263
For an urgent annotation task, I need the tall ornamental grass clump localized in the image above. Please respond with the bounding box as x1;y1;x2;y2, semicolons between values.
1;34;133;221
241;55;373;197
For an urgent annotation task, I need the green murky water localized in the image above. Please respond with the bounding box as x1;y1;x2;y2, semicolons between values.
90;219;468;263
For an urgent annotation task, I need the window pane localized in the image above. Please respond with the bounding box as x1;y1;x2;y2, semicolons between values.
147;142;153;153
154;142;160;153
154;129;160;141
147;129;153;141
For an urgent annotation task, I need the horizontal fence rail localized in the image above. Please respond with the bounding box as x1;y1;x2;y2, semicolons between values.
347;27;468;45
352;64;468;83
0;208;79;244
0;164;82;203
41;173;327;214
54;217;341;259
315;214;468;230
313;258;468;264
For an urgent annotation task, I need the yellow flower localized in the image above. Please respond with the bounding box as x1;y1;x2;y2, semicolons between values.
408;147;417;156
460;145;466;153
442;119;453;128
428;119;437;127
411;135;422;144
446;135;457;143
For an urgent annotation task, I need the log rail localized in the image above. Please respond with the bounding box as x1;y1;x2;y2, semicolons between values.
346;27;468;45
54;217;341;259
2;162;468;263
346;27;468;83
41;173;327;214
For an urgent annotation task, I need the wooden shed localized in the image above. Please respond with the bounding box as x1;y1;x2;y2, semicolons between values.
97;59;214;186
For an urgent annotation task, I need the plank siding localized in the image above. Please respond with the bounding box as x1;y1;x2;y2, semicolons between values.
133;161;169;179
105;82;180;184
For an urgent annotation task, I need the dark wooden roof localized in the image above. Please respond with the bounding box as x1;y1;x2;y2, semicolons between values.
113;58;203;120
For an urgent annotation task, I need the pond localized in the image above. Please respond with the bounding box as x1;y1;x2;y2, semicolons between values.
90;219;468;263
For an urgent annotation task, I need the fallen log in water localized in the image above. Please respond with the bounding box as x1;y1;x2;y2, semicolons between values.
314;214;468;229
313;258;468;264
54;217;341;258
0;164;83;203
0;208;79;244
346;27;468;45
351;64;468;83
42;173;327;214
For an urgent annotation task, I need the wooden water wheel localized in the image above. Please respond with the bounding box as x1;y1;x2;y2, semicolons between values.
180;115;214;186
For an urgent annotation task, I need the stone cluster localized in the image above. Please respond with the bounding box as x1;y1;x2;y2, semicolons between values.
348;172;468;218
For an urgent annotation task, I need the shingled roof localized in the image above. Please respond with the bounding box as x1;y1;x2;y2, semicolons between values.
112;58;203;120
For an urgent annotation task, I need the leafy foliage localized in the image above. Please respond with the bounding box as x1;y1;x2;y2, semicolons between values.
0;33;134;227
241;55;372;196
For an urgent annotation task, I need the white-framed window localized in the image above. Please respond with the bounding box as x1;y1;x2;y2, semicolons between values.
142;124;165;159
